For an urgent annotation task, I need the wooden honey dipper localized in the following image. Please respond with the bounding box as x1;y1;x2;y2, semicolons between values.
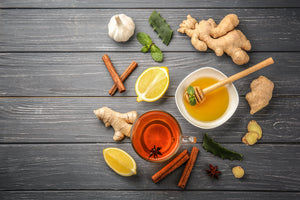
185;57;274;104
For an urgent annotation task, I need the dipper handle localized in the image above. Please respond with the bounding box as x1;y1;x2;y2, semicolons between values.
202;57;274;95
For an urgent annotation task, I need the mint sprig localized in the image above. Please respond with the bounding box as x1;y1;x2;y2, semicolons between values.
137;32;152;46
137;32;163;62
187;86;196;106
141;45;150;53
150;44;163;62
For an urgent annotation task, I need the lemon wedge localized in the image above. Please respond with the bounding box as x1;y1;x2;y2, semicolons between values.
135;67;169;102
103;147;137;176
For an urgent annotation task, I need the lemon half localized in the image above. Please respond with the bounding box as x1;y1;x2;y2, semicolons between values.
135;67;169;102
103;147;137;176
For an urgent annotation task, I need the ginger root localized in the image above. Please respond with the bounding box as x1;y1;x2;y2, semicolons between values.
246;76;274;114
178;14;251;65
94;107;138;141
242;120;262;145
242;132;259;145
232;166;245;178
247;120;262;139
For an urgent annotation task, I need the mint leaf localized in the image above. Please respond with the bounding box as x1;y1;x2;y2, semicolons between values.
150;44;163;62
137;32;152;46
137;32;163;62
187;86;195;96
189;97;197;106
141;45;150;53
187;86;196;106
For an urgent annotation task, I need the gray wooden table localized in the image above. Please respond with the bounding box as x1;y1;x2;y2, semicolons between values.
1;0;300;199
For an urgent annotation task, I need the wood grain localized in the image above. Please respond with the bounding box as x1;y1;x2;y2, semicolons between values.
0;143;299;190
1;0;299;8
0;1;299;198
0;52;299;97
0;97;299;143
0;9;299;52
1;191;299;200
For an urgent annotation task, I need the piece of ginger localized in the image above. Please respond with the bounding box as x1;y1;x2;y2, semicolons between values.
242;120;263;146
246;76;274;115
178;14;251;65
248;120;262;139
242;132;259;145
94;107;138;141
232;166;244;178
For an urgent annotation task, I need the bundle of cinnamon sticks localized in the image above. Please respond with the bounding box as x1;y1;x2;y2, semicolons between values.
102;54;138;96
151;147;199;189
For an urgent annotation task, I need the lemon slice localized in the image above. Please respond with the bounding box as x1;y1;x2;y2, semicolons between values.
103;147;137;176
135;67;169;102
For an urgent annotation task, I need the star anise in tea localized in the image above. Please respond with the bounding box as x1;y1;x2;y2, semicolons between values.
206;164;221;179
149;145;162;159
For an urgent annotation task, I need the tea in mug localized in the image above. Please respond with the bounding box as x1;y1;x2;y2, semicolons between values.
131;111;181;162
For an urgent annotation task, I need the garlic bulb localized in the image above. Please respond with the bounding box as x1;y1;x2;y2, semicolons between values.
108;14;135;42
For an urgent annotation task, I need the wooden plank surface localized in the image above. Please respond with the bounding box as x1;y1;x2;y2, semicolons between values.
0;9;299;52
0;143;299;191
1;0;300;8
1;191;300;200
0;0;299;199
0;190;300;200
1;52;299;97
0;97;299;143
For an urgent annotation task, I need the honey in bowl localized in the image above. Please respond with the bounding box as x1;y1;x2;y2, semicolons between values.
183;77;229;121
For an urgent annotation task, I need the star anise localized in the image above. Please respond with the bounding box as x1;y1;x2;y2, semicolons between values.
149;145;162;159
206;164;221;179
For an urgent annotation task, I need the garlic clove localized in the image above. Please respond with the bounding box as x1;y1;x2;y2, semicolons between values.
108;14;135;42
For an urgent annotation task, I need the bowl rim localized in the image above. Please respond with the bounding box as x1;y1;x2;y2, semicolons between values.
175;67;239;129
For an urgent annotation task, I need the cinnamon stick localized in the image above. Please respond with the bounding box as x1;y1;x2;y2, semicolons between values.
109;61;138;96
102;54;126;93
152;149;189;183
178;147;199;189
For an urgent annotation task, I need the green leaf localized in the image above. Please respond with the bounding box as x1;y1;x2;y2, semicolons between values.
189;97;197;106
149;10;173;45
187;86;195;96
150;44;163;62
137;32;152;46
202;133;243;161
187;86;196;106
141;45;150;53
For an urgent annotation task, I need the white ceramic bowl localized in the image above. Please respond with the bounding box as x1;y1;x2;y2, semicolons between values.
175;67;239;129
